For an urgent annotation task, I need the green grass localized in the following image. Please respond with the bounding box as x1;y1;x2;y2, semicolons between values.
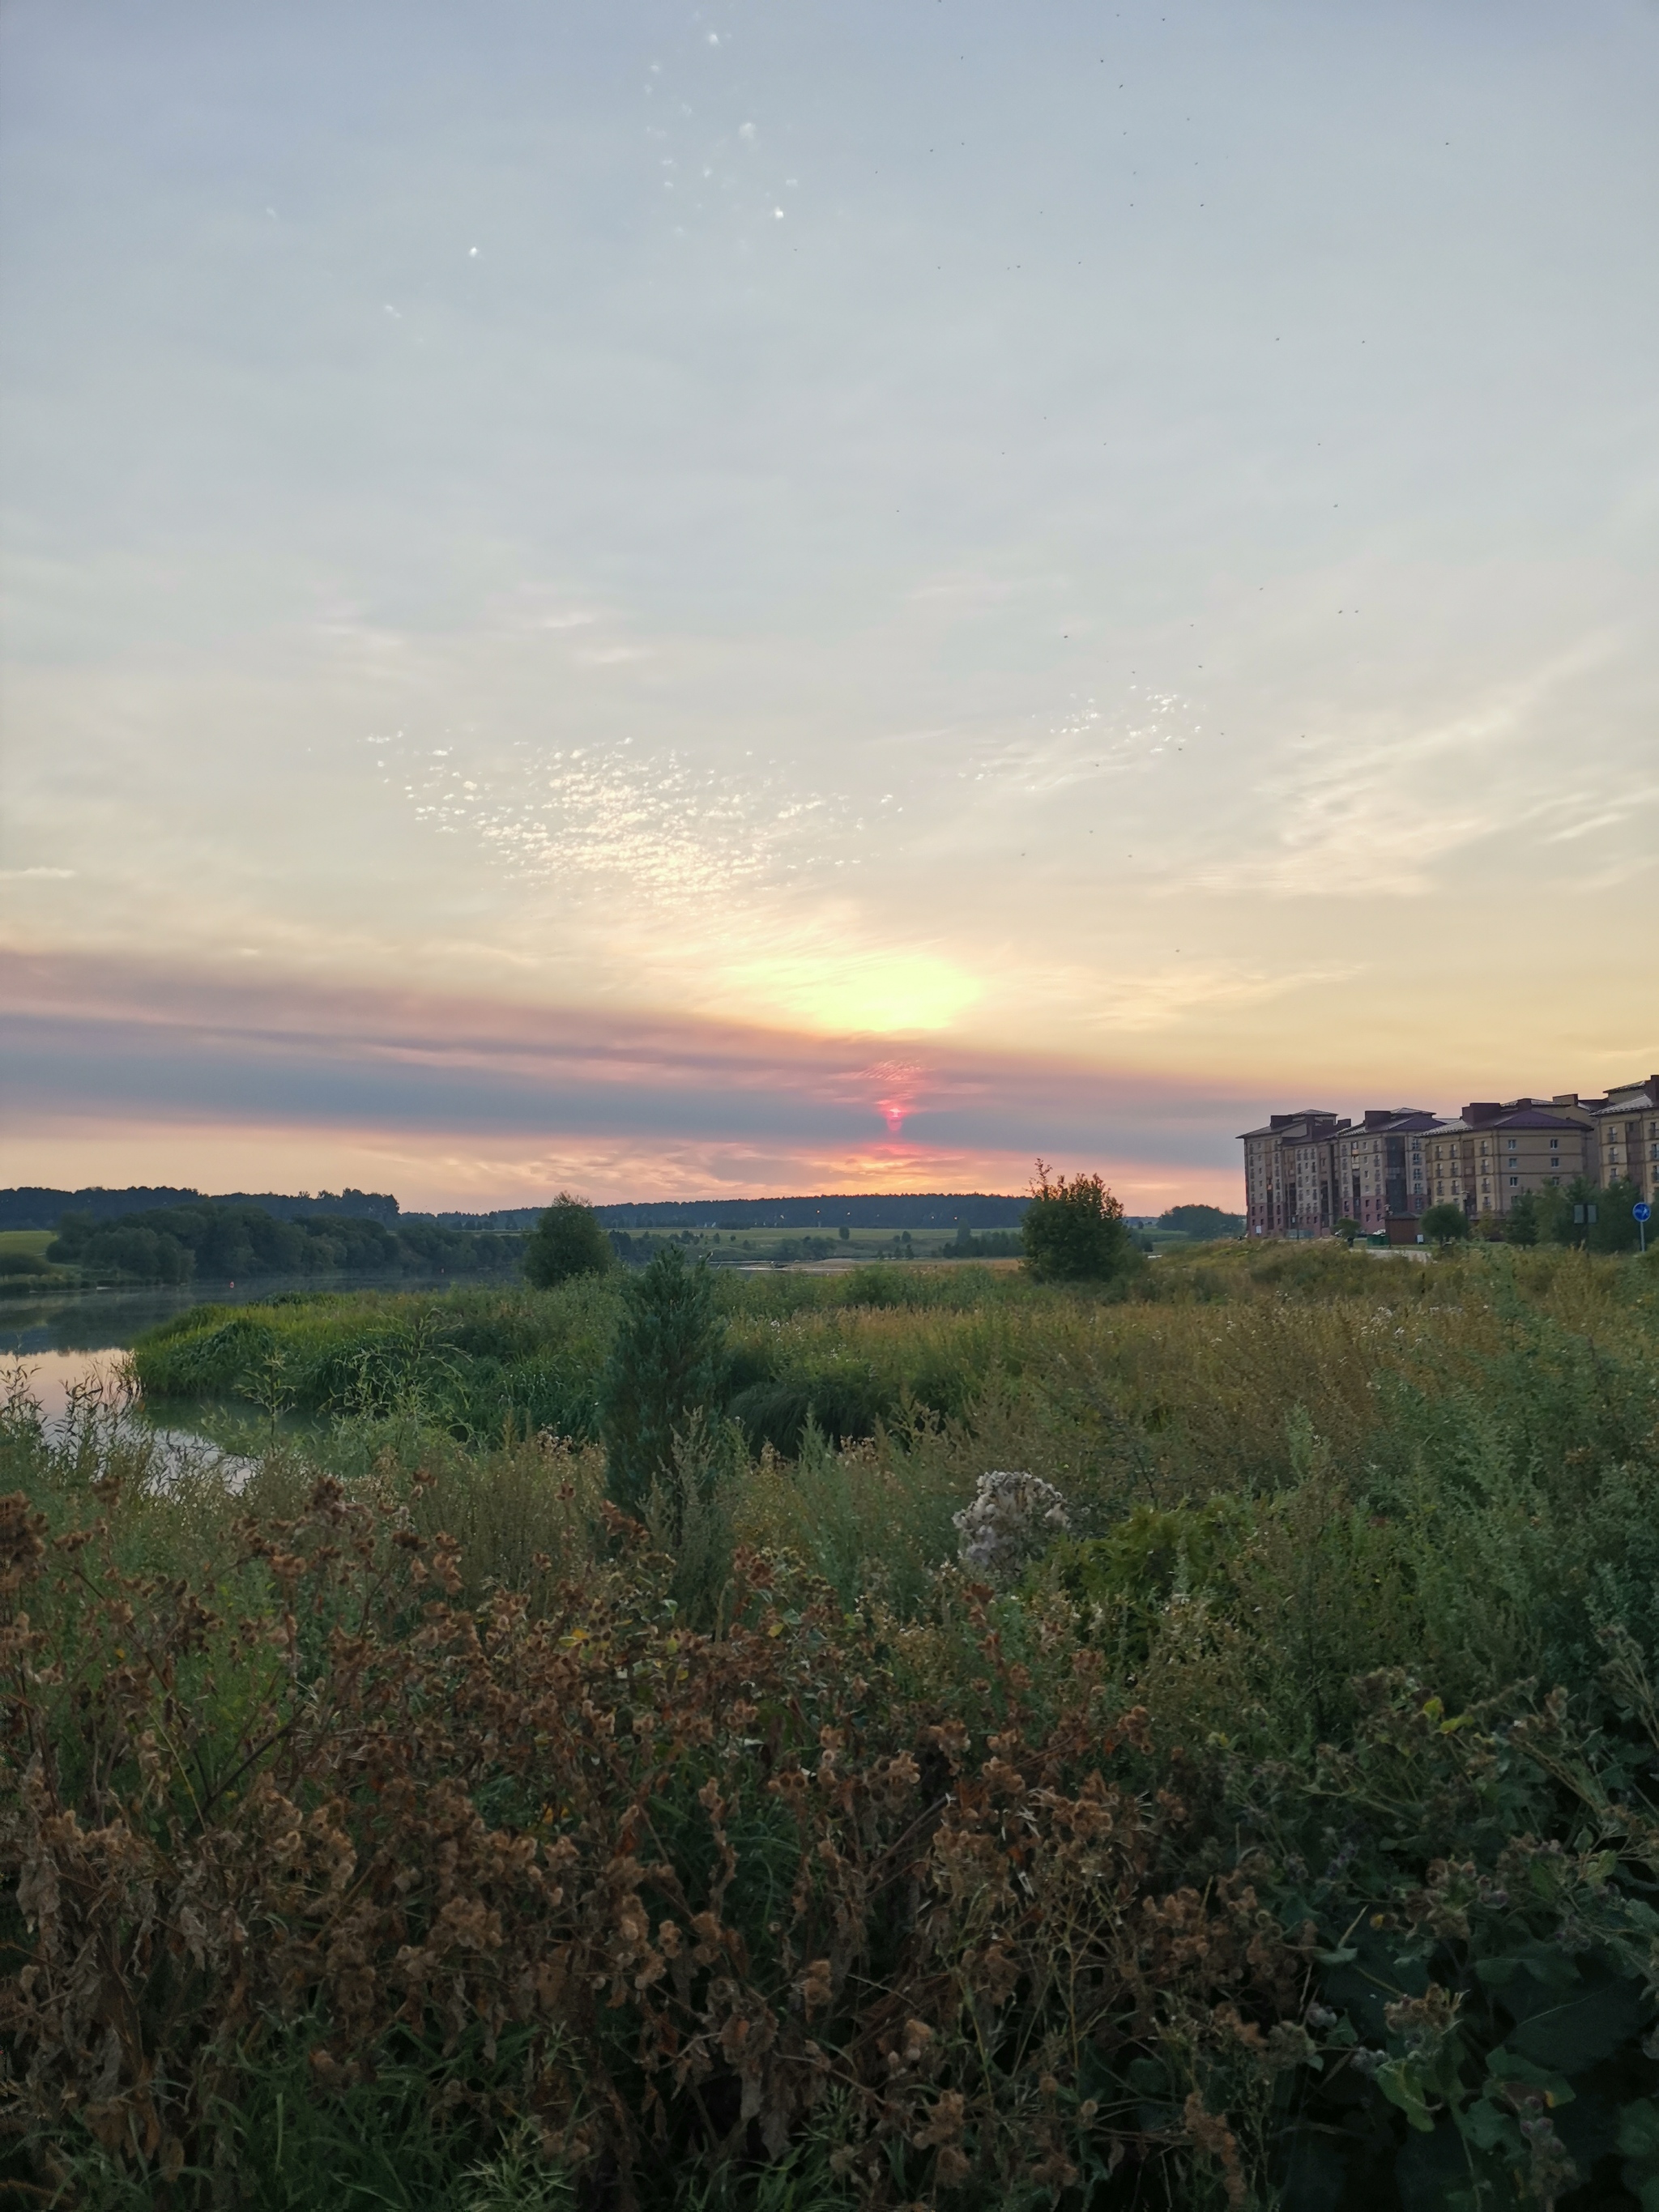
0;1229;53;1257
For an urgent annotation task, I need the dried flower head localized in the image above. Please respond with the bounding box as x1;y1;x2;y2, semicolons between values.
953;1470;1070;1584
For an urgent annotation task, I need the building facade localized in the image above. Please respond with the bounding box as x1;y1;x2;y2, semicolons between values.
1589;1076;1659;1204
1240;1076;1659;1237
1240;1110;1343;1239
1330;1109;1439;1235
1418;1102;1592;1222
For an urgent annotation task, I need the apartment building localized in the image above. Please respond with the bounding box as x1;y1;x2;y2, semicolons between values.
1239;1110;1343;1238
1330;1109;1439;1234
1240;1076;1659;1237
1589;1076;1659;1203
1419;1102;1592;1221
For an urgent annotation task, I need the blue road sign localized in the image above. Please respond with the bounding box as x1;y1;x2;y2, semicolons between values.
1636;1202;1653;1222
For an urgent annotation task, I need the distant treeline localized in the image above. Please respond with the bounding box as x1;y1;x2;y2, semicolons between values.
1157;1204;1243;1241
46;1203;519;1285
422;1193;1033;1233
0;1186;399;1231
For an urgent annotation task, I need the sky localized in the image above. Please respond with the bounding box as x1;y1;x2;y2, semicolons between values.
2;0;1656;1211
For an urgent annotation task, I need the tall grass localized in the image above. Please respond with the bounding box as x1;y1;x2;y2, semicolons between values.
7;1242;1659;2208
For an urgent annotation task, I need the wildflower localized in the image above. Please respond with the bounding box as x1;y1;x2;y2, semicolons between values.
953;1470;1070;1584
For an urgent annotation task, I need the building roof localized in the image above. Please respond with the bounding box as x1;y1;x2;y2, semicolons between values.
1592;1080;1659;1118
1346;1109;1439;1134
1236;1110;1340;1140
1486;1108;1585;1132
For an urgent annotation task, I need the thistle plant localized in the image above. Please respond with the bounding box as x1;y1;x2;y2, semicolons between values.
952;1468;1069;1584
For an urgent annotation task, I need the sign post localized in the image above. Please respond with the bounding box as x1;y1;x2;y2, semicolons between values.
1636;1200;1652;1255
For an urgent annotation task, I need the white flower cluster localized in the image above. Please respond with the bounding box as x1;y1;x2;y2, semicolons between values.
953;1470;1070;1585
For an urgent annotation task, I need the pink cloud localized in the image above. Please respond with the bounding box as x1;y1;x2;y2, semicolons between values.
0;949;1253;1209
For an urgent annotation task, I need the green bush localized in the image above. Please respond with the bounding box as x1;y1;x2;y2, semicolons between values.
522;1193;616;1287
1422;1200;1473;1247
1020;1161;1143;1285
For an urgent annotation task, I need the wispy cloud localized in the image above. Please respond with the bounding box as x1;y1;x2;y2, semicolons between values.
1187;645;1646;898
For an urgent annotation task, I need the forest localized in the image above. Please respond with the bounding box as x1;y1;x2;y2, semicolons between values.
43;1201;522;1285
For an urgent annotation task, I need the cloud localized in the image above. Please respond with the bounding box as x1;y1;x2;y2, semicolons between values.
0;951;1258;1206
1185;642;1646;899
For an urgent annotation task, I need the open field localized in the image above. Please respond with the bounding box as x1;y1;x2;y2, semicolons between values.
6;1239;1659;2208
0;1232;53;1260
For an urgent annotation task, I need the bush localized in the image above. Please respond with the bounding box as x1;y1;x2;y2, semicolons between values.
522;1194;616;1288
0;1473;1313;2212
1421;1200;1472;1247
1020;1162;1141;1285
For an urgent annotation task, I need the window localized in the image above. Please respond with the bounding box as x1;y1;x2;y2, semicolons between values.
1550;1139;1559;1151
1509;1175;1518;1187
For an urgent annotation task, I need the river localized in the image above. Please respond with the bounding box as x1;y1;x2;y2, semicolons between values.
0;1270;495;1432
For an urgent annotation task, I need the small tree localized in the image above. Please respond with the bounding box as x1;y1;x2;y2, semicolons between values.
1421;1201;1471;1251
523;1192;615;1288
1021;1161;1140;1285
1589;1177;1644;1255
599;1245;727;1519
1503;1191;1541;1247
1544;1176;1597;1249
1333;1216;1363;1247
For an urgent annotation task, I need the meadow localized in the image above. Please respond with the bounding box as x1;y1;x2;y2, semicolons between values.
5;1240;1659;2209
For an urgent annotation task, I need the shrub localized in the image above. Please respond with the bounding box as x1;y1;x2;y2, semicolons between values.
522;1194;616;1288
1020;1162;1141;1285
0;1473;1319;2212
1421;1200;1472;1248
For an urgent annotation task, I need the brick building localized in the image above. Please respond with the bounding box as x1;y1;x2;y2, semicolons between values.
1239;1110;1343;1239
1330;1109;1439;1235
1240;1075;1659;1238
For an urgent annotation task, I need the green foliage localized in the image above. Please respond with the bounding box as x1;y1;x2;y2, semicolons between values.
1422;1199;1473;1247
599;1243;727;1516
522;1192;616;1288
1020;1160;1142;1285
1504;1189;1542;1244
46;1200;516;1284
1043;1495;1254;1655
1589;1174;1646;1255
1333;1214;1363;1246
945;1225;1023;1258
0;1247;53;1276
12;1242;1659;2206
1157;1203;1243;1241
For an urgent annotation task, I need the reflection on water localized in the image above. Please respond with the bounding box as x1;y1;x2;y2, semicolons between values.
0;1351;262;1494
0;1269;461;1465
6;1344;139;1422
